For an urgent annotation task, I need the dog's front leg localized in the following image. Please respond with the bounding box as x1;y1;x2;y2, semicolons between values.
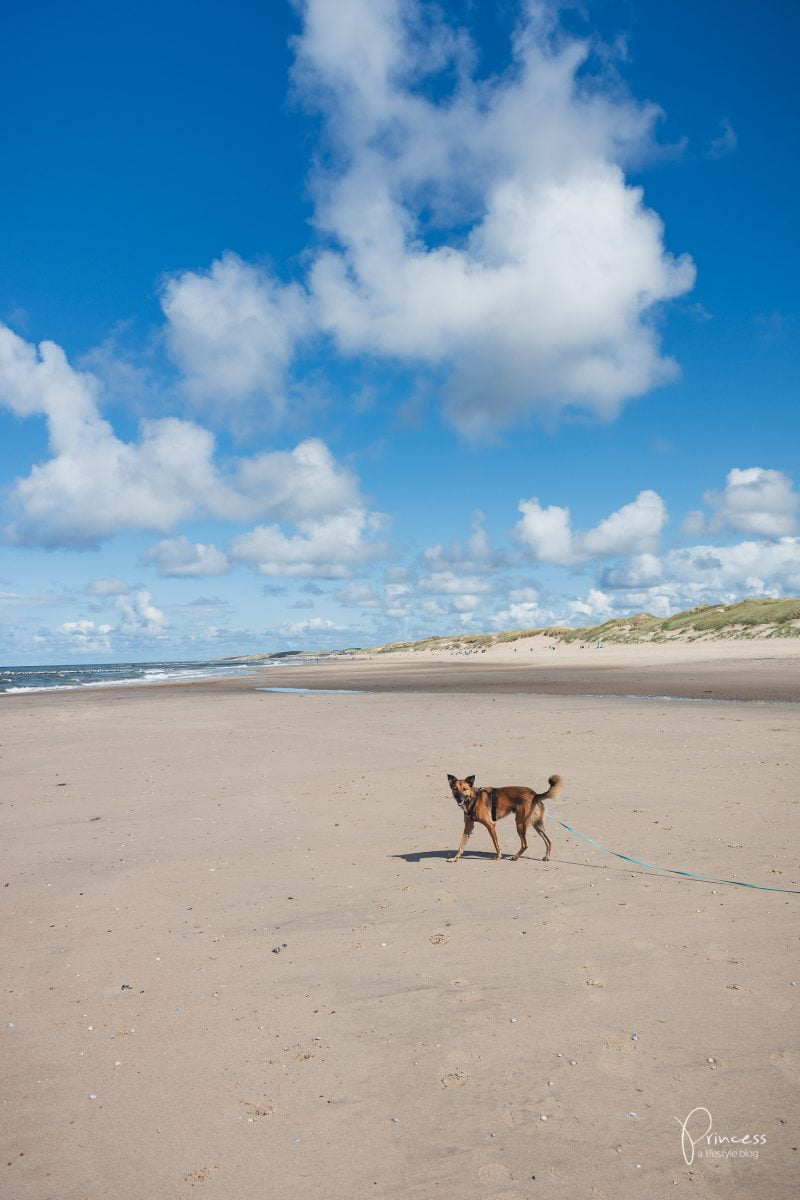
448;816;474;862
485;821;503;860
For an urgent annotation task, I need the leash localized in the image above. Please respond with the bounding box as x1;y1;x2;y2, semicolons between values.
548;813;800;895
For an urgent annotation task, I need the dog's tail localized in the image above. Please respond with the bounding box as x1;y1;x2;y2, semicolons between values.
539;774;562;801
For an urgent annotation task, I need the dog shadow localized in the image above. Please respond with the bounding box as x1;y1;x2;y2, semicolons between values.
392;851;710;887
392;849;501;863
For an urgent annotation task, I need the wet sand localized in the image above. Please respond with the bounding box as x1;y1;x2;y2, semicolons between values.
240;649;800;703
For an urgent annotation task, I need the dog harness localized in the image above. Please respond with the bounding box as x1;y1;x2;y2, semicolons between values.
465;787;498;822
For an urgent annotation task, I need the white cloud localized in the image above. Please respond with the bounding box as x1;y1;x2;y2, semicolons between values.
230;509;386;578
449;593;483;613
664;539;800;592
683;467;798;538
598;538;800;615
514;499;574;564
335;582;383;607
276;615;359;644
418;570;492;596
488;586;558;629
515;489;666;564
416;591;482;618
581;490;668;558
0;324;218;546
0;590;32;606
180;595;229;611
115;590;168;637
382;582;412;619
567;587;614;621
0;588;67;610
423;511;513;572
223;438;360;523
294;0;694;434
161;253;310;421
0;324;369;549
56;619;114;653
51;589;168;653
490;601;544;628
599;552;664;589
144;537;231;577
85;577;131;596
339;571;504;628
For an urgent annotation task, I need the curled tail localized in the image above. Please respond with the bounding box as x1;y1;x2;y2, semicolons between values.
540;774;562;802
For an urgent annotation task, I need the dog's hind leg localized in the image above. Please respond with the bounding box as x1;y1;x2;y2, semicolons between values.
533;817;552;861
448;816;474;862
510;812;528;861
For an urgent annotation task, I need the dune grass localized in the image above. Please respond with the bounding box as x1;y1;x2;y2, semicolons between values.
363;597;800;653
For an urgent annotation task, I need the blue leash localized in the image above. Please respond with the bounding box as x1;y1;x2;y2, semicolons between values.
549;814;800;895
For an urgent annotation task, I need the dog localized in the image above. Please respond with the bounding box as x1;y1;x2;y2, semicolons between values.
446;773;561;862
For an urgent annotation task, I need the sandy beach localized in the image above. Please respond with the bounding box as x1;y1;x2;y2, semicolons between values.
240;634;800;703
3;644;799;1199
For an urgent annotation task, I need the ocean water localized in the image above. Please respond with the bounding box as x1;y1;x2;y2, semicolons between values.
0;658;259;694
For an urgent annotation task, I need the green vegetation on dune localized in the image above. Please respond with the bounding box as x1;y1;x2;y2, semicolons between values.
363;598;800;654
659;597;800;631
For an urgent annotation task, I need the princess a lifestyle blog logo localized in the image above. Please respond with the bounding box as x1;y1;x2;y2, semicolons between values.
675;1106;767;1165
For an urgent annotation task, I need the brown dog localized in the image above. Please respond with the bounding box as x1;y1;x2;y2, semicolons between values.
446;773;561;862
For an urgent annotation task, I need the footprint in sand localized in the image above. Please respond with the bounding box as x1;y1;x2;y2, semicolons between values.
441;1072;468;1088
185;1166;218;1184
241;1100;275;1119
430;932;450;944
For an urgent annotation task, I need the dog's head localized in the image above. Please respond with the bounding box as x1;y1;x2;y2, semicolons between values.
447;773;476;808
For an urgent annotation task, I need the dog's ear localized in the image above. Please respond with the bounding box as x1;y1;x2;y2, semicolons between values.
466;774;475;787
447;773;456;785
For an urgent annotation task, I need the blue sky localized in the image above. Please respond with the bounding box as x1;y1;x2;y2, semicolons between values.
1;0;798;664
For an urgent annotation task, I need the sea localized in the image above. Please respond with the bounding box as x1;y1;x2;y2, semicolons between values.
0;657;261;694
